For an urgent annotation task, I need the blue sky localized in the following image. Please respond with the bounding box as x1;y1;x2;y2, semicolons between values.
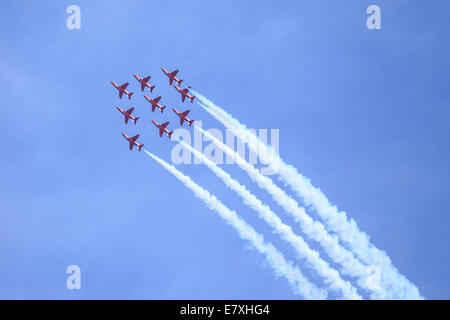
0;0;449;299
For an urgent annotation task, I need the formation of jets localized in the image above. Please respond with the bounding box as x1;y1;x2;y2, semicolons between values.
112;68;196;151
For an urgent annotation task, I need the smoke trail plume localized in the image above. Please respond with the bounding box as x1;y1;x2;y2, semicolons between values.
144;149;327;299
192;124;384;299
176;139;361;299
191;90;423;299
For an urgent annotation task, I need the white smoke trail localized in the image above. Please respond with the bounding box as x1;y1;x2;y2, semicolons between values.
176;139;361;299
144;149;327;300
192;124;384;299
191;90;423;299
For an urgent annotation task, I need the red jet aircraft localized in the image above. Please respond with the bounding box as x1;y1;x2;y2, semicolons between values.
144;95;166;113
121;133;144;151
152;120;173;139
161;67;183;86
173;85;196;103
172;108;194;127
111;81;134;99
133;74;156;93
116;106;139;125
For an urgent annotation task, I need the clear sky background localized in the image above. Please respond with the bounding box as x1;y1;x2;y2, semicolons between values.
1;0;449;299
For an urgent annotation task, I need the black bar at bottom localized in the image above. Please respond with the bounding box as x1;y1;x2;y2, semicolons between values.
0;300;444;318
